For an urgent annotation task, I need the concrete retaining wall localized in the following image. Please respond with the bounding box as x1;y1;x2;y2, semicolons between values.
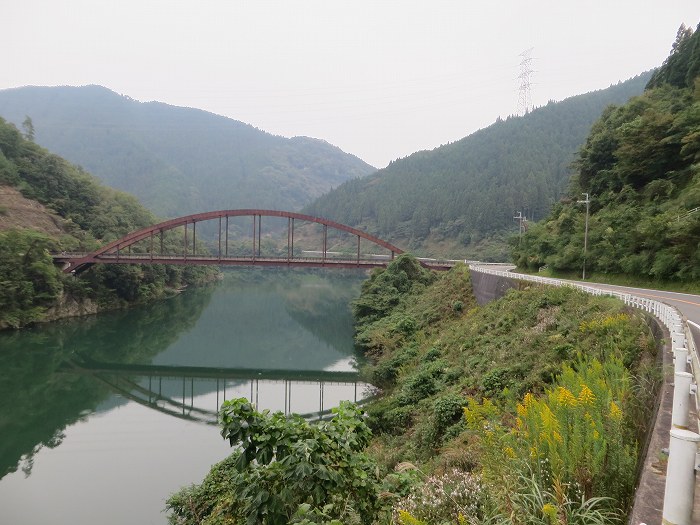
469;268;519;305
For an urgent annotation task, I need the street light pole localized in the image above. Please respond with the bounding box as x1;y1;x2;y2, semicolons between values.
577;193;590;280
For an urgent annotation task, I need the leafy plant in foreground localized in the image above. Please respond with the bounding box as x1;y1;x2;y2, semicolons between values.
167;399;384;525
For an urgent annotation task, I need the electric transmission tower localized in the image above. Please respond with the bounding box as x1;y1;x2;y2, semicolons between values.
517;48;535;115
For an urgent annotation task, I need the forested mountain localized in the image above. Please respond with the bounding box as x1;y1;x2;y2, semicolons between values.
305;73;651;259
0;116;214;329
0;85;374;217
512;23;700;283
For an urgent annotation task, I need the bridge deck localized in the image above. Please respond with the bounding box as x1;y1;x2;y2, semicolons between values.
53;253;459;271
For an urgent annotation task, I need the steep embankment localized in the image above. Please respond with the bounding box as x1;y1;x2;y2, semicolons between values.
0;186;68;236
354;256;658;521
0;116;216;329
0;85;376;217
512;23;700;284
305;73;650;260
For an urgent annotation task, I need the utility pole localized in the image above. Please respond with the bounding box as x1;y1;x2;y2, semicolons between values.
577;193;590;280
514;211;524;244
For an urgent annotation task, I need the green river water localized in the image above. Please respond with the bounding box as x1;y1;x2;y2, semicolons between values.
0;269;368;524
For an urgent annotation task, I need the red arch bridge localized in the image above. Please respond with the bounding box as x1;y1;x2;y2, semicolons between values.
53;209;460;274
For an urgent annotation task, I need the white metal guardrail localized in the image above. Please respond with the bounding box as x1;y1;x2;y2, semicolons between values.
468;264;698;525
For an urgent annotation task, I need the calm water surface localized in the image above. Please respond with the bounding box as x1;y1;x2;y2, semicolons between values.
0;269;367;524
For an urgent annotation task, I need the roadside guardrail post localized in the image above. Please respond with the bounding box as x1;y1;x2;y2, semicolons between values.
673;332;687;351
663;428;700;525
675;347;690;374
673;372;694;430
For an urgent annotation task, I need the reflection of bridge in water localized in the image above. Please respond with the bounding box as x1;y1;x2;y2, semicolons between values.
64;359;371;424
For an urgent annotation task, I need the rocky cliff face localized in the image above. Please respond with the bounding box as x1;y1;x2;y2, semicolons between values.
42;292;99;323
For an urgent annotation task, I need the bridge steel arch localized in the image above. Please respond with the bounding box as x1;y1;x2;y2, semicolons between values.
62;209;406;273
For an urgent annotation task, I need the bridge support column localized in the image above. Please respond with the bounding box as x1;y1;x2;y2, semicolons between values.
287;218;292;262
183;222;188;260
291;218;294;259
323;224;327;264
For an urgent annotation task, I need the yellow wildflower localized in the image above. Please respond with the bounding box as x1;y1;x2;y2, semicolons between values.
578;384;595;406
542;503;558;523
539;404;560;435
398;510;426;525
556;387;577;407
523;392;535;408
609;400;622;421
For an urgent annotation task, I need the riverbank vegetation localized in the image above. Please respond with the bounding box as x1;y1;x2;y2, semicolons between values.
512;23;700;284
0;116;216;329
167;255;660;524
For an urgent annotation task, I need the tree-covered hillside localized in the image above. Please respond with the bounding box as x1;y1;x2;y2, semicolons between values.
0;116;214;329
0;85;375;217
512;24;700;283
305;74;650;259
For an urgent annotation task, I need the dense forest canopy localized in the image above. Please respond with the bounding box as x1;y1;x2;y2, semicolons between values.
0;85;375;217
0;116;214;328
305;73;650;259
512;23;700;282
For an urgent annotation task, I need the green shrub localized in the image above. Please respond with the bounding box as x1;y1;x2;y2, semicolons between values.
168;399;383;525
397;359;448;406
480;367;514;397
433;393;466;430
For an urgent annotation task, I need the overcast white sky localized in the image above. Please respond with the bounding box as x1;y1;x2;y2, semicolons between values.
3;1;698;168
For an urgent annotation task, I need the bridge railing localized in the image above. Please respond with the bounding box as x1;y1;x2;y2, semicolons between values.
468;264;697;525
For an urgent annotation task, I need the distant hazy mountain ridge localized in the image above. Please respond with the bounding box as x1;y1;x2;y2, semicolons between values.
0;85;375;217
